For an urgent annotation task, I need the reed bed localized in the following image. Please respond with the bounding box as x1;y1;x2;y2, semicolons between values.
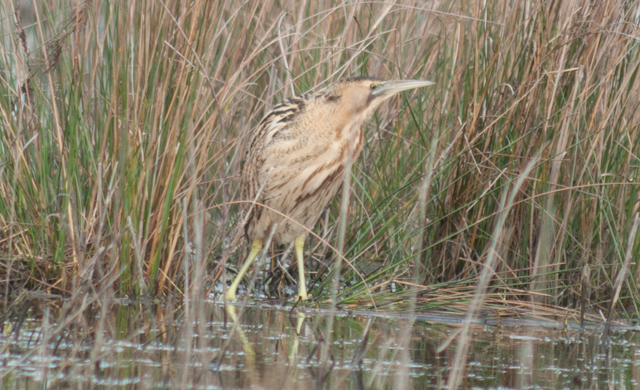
1;0;639;319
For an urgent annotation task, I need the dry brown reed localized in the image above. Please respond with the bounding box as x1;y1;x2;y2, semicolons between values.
0;0;638;321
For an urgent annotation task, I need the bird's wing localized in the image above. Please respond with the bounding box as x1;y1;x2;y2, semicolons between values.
240;97;306;210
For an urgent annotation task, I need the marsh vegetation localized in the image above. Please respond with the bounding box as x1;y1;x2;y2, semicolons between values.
1;0;640;387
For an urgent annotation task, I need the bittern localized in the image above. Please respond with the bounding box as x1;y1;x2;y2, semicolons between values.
226;77;435;302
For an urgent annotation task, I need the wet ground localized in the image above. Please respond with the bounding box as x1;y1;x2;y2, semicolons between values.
2;299;640;389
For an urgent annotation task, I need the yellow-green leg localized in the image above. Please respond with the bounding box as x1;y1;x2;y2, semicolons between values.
226;305;255;364
226;238;263;302
295;236;309;300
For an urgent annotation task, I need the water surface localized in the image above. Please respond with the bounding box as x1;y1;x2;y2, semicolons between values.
2;299;639;389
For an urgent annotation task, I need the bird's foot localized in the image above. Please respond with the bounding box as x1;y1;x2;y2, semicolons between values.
224;289;237;302
297;290;310;301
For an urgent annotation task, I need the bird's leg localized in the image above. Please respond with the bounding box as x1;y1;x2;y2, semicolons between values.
225;305;256;364
226;238;263;302
294;236;309;300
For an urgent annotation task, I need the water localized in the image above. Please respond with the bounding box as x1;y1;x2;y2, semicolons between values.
1;299;639;389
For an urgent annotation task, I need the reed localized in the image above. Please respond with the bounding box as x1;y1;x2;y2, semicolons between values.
0;0;638;319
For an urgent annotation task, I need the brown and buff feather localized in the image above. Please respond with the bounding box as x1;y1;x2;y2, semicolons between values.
240;77;433;245
226;77;434;301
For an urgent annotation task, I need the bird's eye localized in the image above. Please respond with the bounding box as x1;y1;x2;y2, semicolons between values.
370;83;378;90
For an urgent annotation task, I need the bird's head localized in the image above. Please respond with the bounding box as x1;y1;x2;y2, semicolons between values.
324;77;435;119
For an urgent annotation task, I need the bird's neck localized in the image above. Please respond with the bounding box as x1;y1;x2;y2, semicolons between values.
332;111;366;164
305;100;367;163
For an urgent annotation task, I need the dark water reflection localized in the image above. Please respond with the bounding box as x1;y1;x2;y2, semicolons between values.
1;299;640;389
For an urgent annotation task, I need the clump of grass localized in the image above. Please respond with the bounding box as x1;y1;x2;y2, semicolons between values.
0;0;639;319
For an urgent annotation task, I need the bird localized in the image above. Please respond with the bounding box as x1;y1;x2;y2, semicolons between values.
225;77;435;302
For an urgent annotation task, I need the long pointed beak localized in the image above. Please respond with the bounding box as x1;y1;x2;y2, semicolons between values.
373;79;436;96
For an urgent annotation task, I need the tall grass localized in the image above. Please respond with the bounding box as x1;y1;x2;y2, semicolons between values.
1;0;639;317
